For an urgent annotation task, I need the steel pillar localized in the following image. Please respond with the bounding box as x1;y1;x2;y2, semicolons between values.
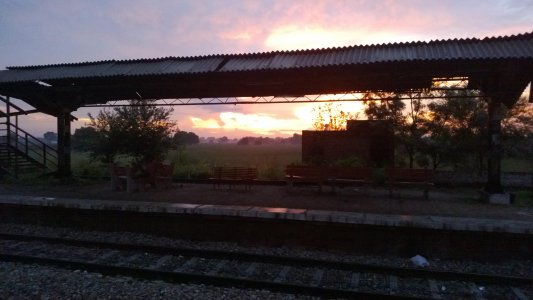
485;99;503;193
56;110;72;177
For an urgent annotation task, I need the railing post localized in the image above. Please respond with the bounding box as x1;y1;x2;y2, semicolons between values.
25;133;28;155
43;143;47;168
15;115;19;149
6;96;10;148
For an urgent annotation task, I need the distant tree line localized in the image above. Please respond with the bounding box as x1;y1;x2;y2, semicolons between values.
172;131;199;146
236;134;302;145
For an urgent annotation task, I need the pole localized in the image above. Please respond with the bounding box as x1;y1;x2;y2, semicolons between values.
485;98;503;193
56;110;72;177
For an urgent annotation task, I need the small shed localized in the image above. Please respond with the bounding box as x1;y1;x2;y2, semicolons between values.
302;120;394;167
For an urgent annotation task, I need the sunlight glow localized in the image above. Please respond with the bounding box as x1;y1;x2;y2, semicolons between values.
190;117;221;129
188;99;366;137
190;112;308;136
265;25;358;50
431;77;469;89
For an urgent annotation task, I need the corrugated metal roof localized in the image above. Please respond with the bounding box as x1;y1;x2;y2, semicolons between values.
0;32;532;83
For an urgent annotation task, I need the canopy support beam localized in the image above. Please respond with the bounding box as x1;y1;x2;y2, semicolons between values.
56;109;72;178
485;98;503;193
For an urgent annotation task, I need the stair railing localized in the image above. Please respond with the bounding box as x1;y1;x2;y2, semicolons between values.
0;121;58;171
1;95;58;175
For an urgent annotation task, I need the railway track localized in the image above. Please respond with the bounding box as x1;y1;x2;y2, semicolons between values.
0;233;531;299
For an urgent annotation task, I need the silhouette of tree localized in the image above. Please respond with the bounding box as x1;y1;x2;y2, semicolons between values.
312;103;358;130
173;131;200;146
71;127;99;151
88;100;176;164
43;131;57;143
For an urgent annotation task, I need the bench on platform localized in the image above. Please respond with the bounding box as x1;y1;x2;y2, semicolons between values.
210;166;258;190
111;162;175;192
110;164;128;191
285;165;326;192
325;166;373;192
386;167;433;200
285;165;373;193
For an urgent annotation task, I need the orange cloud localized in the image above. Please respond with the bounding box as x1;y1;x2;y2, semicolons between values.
189;111;309;136
190;117;221;129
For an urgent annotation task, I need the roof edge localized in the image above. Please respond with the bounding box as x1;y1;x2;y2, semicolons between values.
6;31;533;70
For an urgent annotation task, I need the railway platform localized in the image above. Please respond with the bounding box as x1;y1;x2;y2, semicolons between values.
1;190;532;261
1;194;532;235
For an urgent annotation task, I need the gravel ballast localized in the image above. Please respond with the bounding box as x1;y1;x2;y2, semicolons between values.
0;262;318;299
1;222;532;299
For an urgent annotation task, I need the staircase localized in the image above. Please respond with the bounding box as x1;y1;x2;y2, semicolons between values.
0;98;58;178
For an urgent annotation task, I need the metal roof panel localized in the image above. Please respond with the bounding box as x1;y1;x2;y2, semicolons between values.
1;31;532;83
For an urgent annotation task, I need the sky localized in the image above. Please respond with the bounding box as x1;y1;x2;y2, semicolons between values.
1;0;532;138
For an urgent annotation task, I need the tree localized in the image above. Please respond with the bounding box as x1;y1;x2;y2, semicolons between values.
422;90;488;172
501;96;533;158
87;100;176;164
237;137;251;145
173;131;200;146
71;127;99;151
312;103;358;130
217;136;229;144
362;92;406;127
43;131;57;143
363;92;411;166
397;92;429;168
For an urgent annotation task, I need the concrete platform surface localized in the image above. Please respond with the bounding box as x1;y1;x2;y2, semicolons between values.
2;194;532;235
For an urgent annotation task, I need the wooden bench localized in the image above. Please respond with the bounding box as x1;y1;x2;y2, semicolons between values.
210;166;258;190
325;166;373;192
285;165;373;193
285;165;326;192
386;167;433;200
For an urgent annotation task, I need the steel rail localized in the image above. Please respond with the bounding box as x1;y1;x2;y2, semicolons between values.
1;233;531;287
1;251;424;299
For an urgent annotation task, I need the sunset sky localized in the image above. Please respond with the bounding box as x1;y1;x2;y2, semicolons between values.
1;0;532;138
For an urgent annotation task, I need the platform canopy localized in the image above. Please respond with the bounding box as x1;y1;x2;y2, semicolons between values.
1;32;532;116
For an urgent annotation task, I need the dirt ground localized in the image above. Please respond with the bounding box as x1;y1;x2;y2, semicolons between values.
1;180;532;221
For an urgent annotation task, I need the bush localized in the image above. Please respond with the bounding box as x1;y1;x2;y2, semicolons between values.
372;168;386;185
335;156;362;167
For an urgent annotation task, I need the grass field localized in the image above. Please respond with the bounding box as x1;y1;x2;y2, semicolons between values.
70;143;532;180
7;143;532;205
70;143;302;180
168;143;302;180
